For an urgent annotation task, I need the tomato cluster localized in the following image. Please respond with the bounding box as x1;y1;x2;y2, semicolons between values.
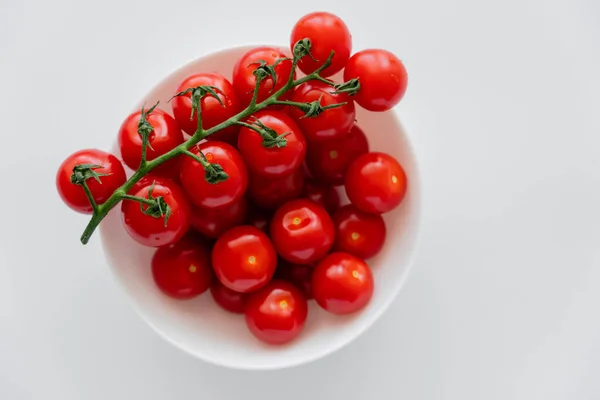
56;11;409;345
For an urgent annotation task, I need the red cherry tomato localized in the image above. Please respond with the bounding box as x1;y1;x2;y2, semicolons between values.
312;252;374;315
289;80;355;142
245;280;308;345
232;47;295;108
151;234;212;299
290;11;352;77
248;168;304;210
179;141;248;209
305;124;369;186
56;149;127;214
210;280;247;314
212;225;277;293
171;73;241;144
121;177;191;247
270;199;335;264
275;261;315;299
332;204;386;259
345;152;407;214
301;180;340;214
344;49;408;111
190;196;247;239
238;110;307;178
245;204;273;233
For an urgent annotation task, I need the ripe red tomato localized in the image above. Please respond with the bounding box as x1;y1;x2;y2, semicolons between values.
312;252;374;315
121;177;191;247
275;261;315;299
290;11;352;77
344;49;408;111
232;47;295;108
238;110;307;178
305;124;369;186
248;168;304;210
190;196;247;239
171;73;242;145
245;280;308;344
151;234;212;299
210;280;247;314
332;204;386;259
212;225;277;293
270;199;335;264
179;141;248;209
289;80;355;142
245;204;273;233
56;149;127;214
301;180;340;214
345;152;407;214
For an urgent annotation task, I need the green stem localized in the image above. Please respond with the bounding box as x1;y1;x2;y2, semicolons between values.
183;150;210;169
80;181;98;213
121;194;156;206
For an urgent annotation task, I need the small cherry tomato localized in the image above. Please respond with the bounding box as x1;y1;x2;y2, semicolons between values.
212;225;277;293
345;152;407;214
56;149;127;214
343;49;408;111
290;11;352;77
301;180;340;214
171;73;241;144
210;280;247;314
232;47;295;108
179;141;248;209
270;199;335;264
289;80;355;142
121;177;191;247
245;204;273;233
332;204;386;259
245;280;308;344
190;196;247;239
312;252;374;315
238;110;307;178
275;261;315;299
248;168;304;210
151;234;212;299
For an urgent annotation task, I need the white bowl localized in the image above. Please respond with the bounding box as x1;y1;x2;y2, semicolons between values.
99;45;422;370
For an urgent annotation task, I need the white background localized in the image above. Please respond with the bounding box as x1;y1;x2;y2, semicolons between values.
1;0;599;398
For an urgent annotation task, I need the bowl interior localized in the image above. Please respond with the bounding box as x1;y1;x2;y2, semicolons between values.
99;45;421;370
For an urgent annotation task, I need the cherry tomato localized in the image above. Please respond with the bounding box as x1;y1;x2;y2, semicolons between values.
245;204;273;233
270;199;335;264
345;152;407;214
190;196;247;239
301;180;340;214
179;141;248;209
275;261;315;299
312;252;374;315
248;168;304;210
238;110;307;177
290;11;352;77
232;47;295;108
332;204;386;259
121;177;191;247
56;149;127;214
151;234;212;299
171;73;241;144
289;80;355;142
212;225;277;293
245;280;308;344
343;49;408;112
210;280;247;314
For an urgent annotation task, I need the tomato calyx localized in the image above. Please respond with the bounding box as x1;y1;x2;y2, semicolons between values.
137;101;159;159
278;95;347;119
182;149;229;184
332;78;361;96
70;163;110;186
123;181;172;227
237;118;291;149
250;58;292;90
170;85;225;134
292;38;318;62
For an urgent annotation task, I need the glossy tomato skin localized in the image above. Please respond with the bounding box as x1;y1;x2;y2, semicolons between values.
210;280;247;314
56;149;127;214
332;204;386;259
290;11;352;77
151;234;212;299
211;225;277;293
275;261;315;299
270;199;335;264
232;47;295;108
301;180;340;214
121;177;191;247
171;73;241;144
289;80;355;142
312;252;374;315
305;124;369;186
245;280;308;344
179;141;248;209
345;152;407;214
248;168;304;210
343;49;408;112
190;196;247;239
238;110;307;178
